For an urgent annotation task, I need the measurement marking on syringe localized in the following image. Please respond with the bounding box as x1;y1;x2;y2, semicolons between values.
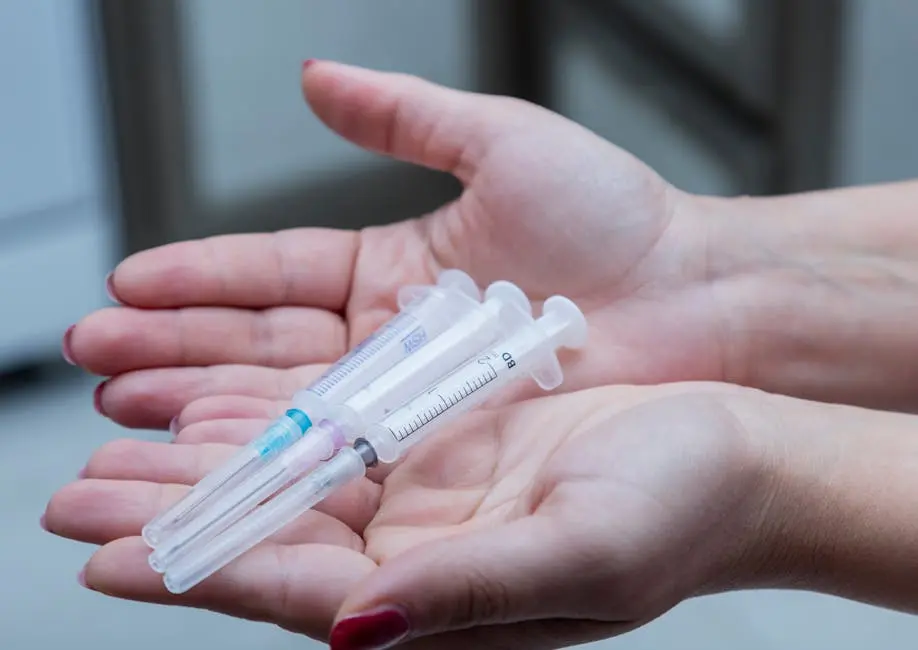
389;360;499;442
311;313;418;396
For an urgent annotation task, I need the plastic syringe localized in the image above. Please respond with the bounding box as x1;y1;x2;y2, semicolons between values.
162;295;587;594
141;270;480;548
146;281;533;571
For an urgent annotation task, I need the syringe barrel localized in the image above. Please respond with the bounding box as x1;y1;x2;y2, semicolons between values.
158;284;528;553
299;271;480;405
142;273;477;548
163;447;367;595
364;348;530;464
344;301;505;425
363;297;586;464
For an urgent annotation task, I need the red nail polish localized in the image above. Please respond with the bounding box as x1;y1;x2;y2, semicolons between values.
62;326;76;366
303;59;318;71
93;381;108;417
330;608;410;650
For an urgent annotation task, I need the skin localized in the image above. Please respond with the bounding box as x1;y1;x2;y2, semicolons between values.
46;383;773;648
44;62;918;648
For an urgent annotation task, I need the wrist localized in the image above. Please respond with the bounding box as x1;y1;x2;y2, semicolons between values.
682;389;804;596
748;398;918;611
683;187;918;410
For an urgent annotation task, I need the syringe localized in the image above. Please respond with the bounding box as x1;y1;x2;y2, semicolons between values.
146;281;533;571
141;270;480;548
161;295;587;594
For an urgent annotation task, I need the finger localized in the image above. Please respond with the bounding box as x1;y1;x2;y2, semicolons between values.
173;418;272;445
46;476;373;547
68;306;346;375
303;61;519;183
333;515;616;641
82;439;238;483
78;439;382;533
108;229;358;311
175;395;286;430
83;537;376;642
97;364;323;429
45;479;175;544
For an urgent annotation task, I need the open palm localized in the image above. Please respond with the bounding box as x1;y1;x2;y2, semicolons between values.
46;383;764;649
62;61;723;435
48;62;741;648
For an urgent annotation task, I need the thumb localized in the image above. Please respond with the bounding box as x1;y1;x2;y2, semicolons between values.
329;515;611;649
301;60;522;183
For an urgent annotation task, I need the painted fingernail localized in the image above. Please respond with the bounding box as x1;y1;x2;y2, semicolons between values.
169;417;179;437
93;381;108;417
77;568;88;589
39;513;47;531
330;607;410;650
62;326;76;365
105;272;120;304
303;58;318;71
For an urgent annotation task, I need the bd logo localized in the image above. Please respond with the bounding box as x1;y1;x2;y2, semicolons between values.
401;326;427;354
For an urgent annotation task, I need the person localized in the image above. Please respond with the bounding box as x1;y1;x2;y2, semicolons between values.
43;60;918;650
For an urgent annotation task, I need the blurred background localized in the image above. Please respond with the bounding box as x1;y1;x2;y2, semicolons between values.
2;0;918;647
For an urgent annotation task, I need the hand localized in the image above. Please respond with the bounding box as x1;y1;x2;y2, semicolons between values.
61;60;727;434
44;383;780;649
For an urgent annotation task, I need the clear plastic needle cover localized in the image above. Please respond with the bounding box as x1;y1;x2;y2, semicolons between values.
161;295;586;594
148;281;532;571
141;270;479;548
163;446;368;595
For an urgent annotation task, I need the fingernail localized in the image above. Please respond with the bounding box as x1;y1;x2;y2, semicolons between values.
330;607;410;650
39;513;47;531
77;466;86;479
169;417;179;437
93;381;108;417
77;568;88;589
105;272;120;304
62;326;76;365
303;58;318;71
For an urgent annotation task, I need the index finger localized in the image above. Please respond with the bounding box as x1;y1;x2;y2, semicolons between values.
109;228;359;311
